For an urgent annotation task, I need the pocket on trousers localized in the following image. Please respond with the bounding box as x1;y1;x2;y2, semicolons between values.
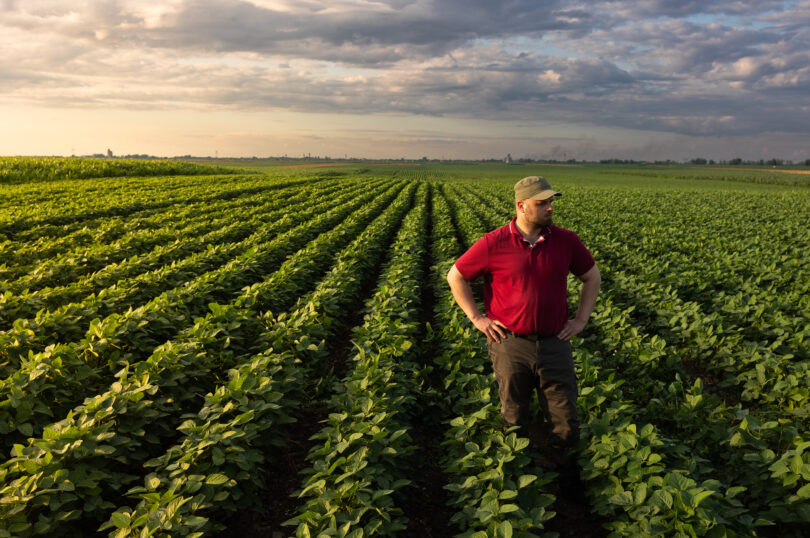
487;332;511;367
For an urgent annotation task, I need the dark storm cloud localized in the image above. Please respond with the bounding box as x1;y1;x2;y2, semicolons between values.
603;19;776;73
116;0;598;65
158;52;640;119
602;0;789;18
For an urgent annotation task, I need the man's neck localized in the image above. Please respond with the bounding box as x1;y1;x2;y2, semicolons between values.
514;217;545;243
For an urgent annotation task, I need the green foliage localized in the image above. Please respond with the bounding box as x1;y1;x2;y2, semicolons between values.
288;186;429;536
447;179;809;536
0;157;237;184
0;161;808;536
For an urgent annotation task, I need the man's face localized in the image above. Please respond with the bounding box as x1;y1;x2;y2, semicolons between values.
518;196;554;227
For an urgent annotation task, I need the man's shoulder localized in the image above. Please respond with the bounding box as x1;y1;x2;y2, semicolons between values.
492;220;514;235
482;221;515;243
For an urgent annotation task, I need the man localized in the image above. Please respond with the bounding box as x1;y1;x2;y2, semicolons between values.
446;175;600;502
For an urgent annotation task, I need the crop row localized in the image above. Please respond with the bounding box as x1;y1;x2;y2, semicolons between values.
577;191;810;360
2;190;289;294
0;180;419;535
3;173;332;248
0;179;387;378
288;184;430;536
0;178;378;330
576;290;809;535
96;185;427;536
0;173;311;240
0;157;237;185
0;179;321;282
0;180;408;457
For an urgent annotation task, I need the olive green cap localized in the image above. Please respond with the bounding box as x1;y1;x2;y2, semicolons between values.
514;176;561;202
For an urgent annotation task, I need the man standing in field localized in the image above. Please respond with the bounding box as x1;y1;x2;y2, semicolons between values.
446;176;600;502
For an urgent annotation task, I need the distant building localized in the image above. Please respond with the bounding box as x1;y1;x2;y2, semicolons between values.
505;153;513;164
106;148;113;158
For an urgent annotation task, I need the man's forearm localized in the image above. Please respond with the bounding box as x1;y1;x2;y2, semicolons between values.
447;264;506;342
447;264;484;322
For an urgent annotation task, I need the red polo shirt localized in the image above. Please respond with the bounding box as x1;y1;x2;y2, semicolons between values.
455;218;595;336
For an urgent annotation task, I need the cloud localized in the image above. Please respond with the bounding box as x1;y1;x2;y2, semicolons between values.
600;0;788;18
0;0;808;151
2;0;585;63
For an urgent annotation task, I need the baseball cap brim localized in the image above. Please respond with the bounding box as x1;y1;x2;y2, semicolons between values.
526;190;561;200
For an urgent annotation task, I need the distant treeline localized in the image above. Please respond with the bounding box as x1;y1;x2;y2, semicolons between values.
490;157;810;166
596;158;810;166
684;158;810;166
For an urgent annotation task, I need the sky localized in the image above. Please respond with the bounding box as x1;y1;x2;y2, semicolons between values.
1;0;809;161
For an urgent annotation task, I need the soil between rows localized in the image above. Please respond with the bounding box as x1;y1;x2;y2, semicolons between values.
217;404;325;537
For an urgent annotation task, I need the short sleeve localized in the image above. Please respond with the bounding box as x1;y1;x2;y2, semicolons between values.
569;233;595;277
455;235;489;281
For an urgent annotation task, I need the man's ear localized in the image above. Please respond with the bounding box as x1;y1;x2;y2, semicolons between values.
516;200;524;213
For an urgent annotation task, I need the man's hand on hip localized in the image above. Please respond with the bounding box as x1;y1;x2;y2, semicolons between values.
473;315;507;343
557;318;587;340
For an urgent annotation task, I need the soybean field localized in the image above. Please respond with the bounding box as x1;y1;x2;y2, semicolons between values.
1;158;809;537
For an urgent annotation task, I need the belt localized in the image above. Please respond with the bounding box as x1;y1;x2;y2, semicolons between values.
504;329;554;340
504;329;538;340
